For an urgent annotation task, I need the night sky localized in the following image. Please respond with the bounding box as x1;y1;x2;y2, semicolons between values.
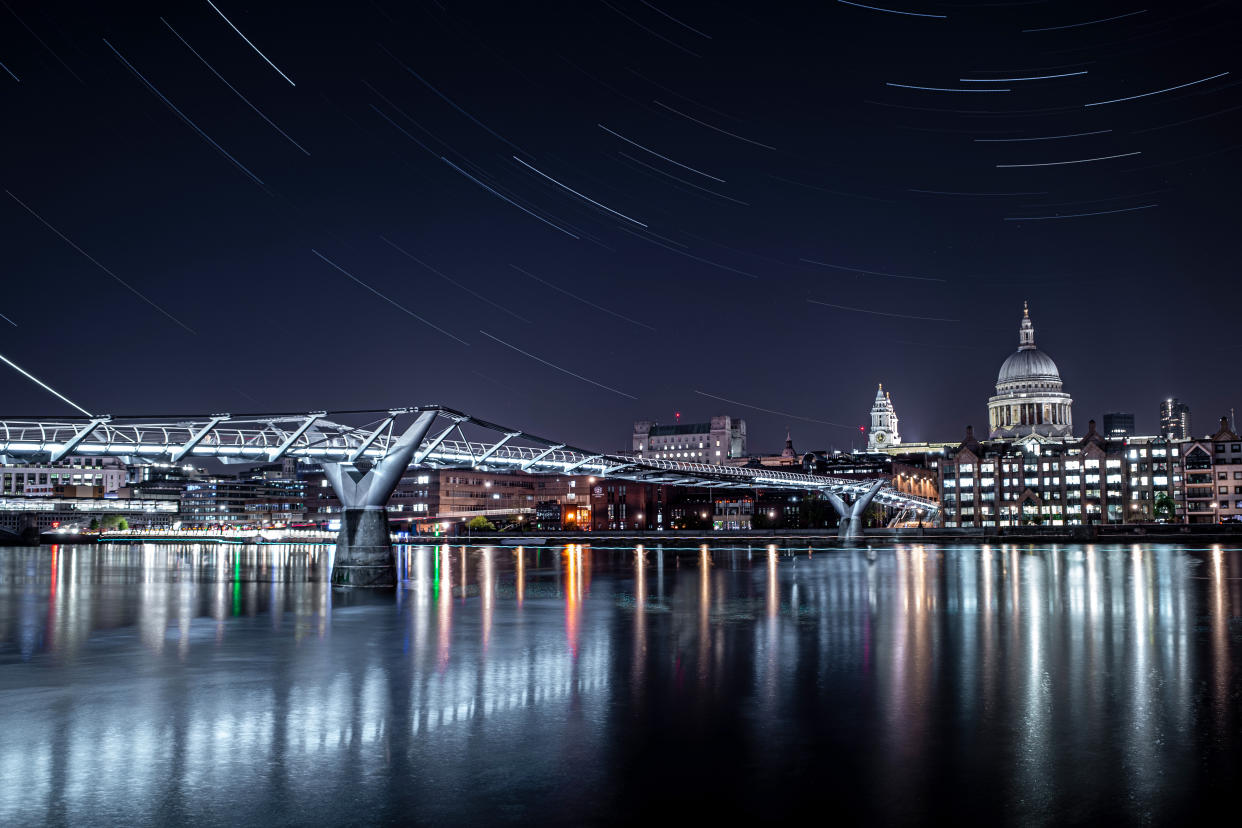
3;1;1239;452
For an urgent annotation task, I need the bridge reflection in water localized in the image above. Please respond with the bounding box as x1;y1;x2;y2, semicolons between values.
0;542;1239;823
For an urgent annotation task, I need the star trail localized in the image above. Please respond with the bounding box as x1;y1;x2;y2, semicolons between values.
1;0;1238;447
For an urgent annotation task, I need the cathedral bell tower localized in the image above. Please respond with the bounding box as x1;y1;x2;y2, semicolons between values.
867;383;901;451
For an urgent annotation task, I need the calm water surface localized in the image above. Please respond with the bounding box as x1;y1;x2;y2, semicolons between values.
1;541;1240;825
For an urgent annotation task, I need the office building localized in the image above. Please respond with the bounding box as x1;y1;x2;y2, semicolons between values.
1160;398;1192;440
1103;412;1135;438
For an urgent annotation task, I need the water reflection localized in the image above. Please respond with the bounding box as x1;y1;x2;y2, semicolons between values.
0;542;1239;824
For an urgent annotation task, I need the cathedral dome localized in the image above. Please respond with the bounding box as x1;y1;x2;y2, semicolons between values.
986;303;1073;440
997;348;1060;385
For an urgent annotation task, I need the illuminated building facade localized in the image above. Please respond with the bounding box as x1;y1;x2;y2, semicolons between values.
633;415;746;463
1179;417;1242;523
0;456;126;498
939;422;1181;527
306;467;582;530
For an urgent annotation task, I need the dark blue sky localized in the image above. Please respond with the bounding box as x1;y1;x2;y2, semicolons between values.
2;1;1239;452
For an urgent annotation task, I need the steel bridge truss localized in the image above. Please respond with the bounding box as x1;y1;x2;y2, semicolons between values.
0;406;938;516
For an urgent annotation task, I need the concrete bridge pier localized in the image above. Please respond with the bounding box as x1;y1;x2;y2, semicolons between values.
323;410;437;588
825;481;884;541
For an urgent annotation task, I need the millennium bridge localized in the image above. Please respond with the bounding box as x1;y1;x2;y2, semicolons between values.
0;406;938;586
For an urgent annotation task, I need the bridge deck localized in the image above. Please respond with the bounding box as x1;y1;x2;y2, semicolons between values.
0;407;938;514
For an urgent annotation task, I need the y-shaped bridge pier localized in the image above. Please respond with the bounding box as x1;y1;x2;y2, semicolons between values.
0;406;938;586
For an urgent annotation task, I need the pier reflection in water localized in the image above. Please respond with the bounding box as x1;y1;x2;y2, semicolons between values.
1;542;1240;824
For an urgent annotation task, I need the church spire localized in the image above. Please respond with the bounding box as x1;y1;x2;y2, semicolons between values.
1018;301;1036;350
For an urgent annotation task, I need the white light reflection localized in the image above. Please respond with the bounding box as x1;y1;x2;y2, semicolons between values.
1209;545;1229;730
633;546;647;690
481;548;494;653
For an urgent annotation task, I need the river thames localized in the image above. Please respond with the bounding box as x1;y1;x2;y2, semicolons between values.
1;541;1239;824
